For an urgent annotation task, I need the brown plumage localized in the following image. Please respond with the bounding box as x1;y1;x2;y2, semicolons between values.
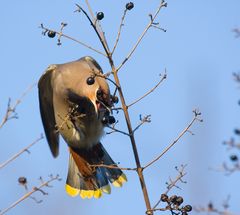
38;56;127;198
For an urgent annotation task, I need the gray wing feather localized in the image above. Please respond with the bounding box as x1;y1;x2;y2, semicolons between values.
38;65;59;157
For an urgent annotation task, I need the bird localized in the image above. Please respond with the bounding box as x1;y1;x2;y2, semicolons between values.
38;56;127;199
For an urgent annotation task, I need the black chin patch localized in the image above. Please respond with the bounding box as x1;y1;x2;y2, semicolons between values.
67;89;95;116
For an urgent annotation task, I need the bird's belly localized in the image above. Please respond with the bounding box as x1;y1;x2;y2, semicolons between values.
61;120;104;149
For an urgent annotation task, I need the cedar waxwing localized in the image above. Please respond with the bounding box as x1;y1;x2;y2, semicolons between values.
38;56;127;199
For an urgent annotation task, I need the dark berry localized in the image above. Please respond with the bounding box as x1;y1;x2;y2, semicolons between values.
108;116;116;124
126;2;134;10
86;77;95;85
104;110;110;116
96;89;103;99
18;177;27;185
111;95;119;104
230;154;238;161
208;202;213;210
183;205;192;212
160;193;168;202
169;195;177;204
175;196;184;205
234;128;240;135
101;116;109;124
47;30;56;38
97;12;104;20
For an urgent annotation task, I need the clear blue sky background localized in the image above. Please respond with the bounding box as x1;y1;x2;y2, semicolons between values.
0;1;240;215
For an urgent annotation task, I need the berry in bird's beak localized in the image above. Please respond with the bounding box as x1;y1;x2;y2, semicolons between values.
111;95;119;104
108;116;116;124
101;114;116;125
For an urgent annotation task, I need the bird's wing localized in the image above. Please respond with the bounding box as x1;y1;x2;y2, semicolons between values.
38;65;59;157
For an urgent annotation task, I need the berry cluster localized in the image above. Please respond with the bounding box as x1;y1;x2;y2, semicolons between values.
160;194;192;215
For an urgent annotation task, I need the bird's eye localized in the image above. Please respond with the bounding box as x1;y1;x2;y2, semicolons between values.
86;76;95;85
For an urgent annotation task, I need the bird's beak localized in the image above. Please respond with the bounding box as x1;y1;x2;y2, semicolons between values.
90;94;111;119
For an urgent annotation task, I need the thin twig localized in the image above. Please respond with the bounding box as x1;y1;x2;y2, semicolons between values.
112;9;127;55
128;73;167;108
40;24;107;57
165;165;187;193
133;115;151;133
210;162;240;176
111;107;123;112
0;175;61;215
0;134;44;170
194;205;237;215
106;125;129;136
0;83;36;129
151;25;166;32
143;110;202;170
117;0;167;72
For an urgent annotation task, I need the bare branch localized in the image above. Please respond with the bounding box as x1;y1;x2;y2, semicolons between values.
75;4;111;58
0;83;36;129
0;175;61;215
143;110;202;170
128;73;167;108
117;0;167;72
40;24;107;57
112;9;127;55
84;0;111;52
0;134;44;170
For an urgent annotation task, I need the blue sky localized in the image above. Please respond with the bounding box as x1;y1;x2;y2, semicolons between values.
1;1;240;215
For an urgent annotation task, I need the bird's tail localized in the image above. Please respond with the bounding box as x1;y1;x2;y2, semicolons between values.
65;143;127;199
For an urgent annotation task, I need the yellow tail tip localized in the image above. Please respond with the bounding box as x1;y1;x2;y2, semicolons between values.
79;189;103;199
65;173;127;198
80;190;95;199
94;189;102;199
112;173;127;187
65;184;80;197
